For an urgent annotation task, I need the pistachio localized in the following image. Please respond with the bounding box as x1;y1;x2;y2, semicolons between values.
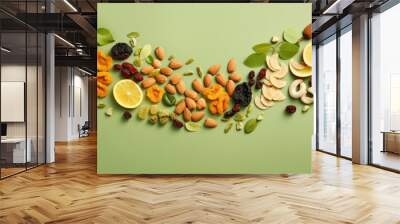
176;80;186;94
191;111;205;122
204;118;218;128
224;122;233;133
155;47;165;60
227;58;236;73
208;64;221;75
185;58;194;65
97;103;106;109
141;77;156;89
183;108;192;122
196;66;203;78
192;79;204;93
165;83;177;94
184;71;194;76
162;93;176;106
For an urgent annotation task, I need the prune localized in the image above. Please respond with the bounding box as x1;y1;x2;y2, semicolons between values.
248;70;255;80
223;110;235;118
110;43;133;60
232;103;241;112
285;105;297;114
255;81;263;90
257;68;266;80
248;79;255;87
123;111;132;119
232;83;252;107
113;64;122;71
172;119;184;129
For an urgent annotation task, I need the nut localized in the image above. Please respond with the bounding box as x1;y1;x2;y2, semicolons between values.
227;58;236;73
160;67;173;76
192;79;204;93
155;47;165;60
176;80;186;94
215;73;227;86
170;74;182;85
183;108;192;122
155;74;167;84
175;100;186;115
191;111;205;122
196;98;206;110
141;66;154;75
229;73;242;82
165;83;176;94
271;36;280;43
204;74;212;87
204;118;218;128
185;97;196;110
184;89;198;100
152;59;161;68
303;24;312;40
208;64;221;75
169;59;183;70
226;80;235;96
141;77;156;89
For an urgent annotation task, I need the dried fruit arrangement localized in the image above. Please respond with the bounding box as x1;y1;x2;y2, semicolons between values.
97;24;313;134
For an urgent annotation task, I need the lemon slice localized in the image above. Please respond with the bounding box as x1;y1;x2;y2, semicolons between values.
303;42;312;67
113;79;143;109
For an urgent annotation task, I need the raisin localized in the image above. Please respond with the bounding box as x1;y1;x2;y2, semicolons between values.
232;103;241;112
123;111;132;119
121;68;131;78
255;81;263;90
113;64;122;71
223;110;235;118
285;105;297;114
110;43;133;60
172;119;183;129
248;79;255;87
257;68;266;80
248;70;255;80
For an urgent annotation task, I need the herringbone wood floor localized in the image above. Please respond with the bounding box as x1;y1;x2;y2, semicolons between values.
1;135;400;224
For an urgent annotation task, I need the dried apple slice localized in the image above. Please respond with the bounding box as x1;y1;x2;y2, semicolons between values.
266;54;281;72
271;62;288;79
260;95;274;107
262;85;273;100
271;88;286;101
270;75;287;89
263;79;273;87
289;59;312;78
254;95;268;110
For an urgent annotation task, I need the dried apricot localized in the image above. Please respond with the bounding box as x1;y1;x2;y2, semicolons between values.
146;85;164;103
97;51;112;72
97;81;107;98
97;72;112;85
203;84;223;101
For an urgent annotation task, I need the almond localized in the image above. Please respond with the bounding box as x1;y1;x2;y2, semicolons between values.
184;89;198;100
303;24;312;40
216;73;227;86
176;80;186;94
226;80;235;96
183;108;192;122
155;47;165;60
165;83;176;94
229;72;242;82
185;97;196;110
196;98;206;110
208;64;221;75
204;118;218;128
141;77;156;89
175;100;186;115
170;74;182;85
152;59;161;68
160;67;173;76
155;74;167;84
192;79;204;93
204;74;212;87
191;111;205;122
227;58;236;73
141;66;154;75
169;59;183;70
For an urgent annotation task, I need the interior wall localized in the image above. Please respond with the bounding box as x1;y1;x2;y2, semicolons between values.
54;67;89;141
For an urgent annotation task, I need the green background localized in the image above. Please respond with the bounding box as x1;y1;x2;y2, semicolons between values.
97;3;312;174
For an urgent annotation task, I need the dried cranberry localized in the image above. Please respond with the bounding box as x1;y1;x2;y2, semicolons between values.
123;111;132;119
133;73;143;82
122;62;132;69
172;119;184;129
110;43;133;60
248;71;255;80
257;68;266;80
128;66;138;75
121;68;131;78
232;103;241;112
285;105;297;114
255;81;263;90
248;79;255;87
113;64;122;71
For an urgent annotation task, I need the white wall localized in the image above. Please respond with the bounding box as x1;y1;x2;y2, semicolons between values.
54;67;89;141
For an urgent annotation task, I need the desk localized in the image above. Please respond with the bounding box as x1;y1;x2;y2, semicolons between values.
1;138;31;163
382;131;400;154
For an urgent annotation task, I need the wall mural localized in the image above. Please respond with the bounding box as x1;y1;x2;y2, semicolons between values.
97;4;313;174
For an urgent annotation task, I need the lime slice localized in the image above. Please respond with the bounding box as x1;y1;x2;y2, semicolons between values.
283;28;302;44
113;79;143;109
